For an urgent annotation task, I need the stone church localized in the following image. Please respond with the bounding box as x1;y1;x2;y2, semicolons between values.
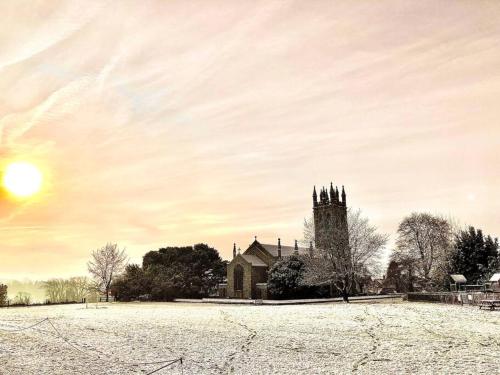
219;183;348;299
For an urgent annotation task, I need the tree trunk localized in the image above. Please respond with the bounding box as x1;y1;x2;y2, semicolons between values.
342;287;349;303
408;266;414;292
106;289;109;302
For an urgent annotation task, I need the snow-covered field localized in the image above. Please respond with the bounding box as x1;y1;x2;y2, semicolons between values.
0;301;499;374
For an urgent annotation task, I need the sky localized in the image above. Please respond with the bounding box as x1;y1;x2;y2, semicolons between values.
1;1;500;280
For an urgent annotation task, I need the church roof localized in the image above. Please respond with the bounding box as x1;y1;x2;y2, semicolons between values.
241;254;267;267
260;243;309;258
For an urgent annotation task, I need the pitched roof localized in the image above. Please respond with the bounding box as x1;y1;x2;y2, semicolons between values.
260;243;310;257
450;274;467;283
490;273;500;282
241;254;267;267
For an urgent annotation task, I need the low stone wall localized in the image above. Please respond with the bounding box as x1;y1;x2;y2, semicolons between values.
198;294;404;305
407;292;500;305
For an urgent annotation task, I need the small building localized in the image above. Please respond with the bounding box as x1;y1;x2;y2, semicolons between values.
489;273;500;292
449;274;467;292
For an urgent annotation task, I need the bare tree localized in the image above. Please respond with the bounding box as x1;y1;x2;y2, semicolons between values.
68;277;92;301
43;279;66;303
87;243;127;302
393;213;453;286
302;216;315;246
302;236;353;301
44;277;93;303
302;208;388;301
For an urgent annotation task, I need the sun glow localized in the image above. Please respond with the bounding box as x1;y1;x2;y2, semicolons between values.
2;162;43;198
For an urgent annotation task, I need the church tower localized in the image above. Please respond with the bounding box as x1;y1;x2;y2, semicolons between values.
312;183;349;252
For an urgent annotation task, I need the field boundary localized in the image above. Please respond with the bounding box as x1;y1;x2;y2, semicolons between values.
175;294;404;305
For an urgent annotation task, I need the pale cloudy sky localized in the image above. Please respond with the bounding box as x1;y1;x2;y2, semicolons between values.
1;1;499;279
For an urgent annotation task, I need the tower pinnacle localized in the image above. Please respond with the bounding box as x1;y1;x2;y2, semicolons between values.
330;182;335;202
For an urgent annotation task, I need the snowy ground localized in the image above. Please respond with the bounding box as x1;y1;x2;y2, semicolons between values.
0;301;499;375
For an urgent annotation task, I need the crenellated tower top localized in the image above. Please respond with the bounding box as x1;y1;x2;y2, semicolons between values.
312;181;349;252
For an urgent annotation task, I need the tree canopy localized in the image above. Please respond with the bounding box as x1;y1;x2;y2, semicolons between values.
451;226;499;284
393;213;453;285
114;243;227;301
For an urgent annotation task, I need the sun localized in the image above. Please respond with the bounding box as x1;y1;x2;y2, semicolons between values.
2;162;43;198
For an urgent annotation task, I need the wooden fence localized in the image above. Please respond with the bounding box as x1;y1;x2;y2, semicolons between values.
407;292;500;305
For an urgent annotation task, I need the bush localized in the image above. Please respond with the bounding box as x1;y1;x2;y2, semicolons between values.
268;256;308;299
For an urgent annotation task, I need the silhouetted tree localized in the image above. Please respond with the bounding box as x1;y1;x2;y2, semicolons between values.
141;243;227;300
113;264;150;301
451;227;499;284
0;284;7;306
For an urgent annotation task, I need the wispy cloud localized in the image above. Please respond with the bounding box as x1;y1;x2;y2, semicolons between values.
1;0;500;278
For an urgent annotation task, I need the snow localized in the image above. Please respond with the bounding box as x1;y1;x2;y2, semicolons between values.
0;301;499;374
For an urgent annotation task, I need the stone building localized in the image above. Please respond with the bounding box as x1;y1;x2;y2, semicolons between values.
313;183;349;256
219;183;349;299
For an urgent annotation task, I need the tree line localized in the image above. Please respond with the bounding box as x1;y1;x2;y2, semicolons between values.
43;277;97;303
5;210;495;305
93;209;498;302
267;210;499;300
389;213;499;291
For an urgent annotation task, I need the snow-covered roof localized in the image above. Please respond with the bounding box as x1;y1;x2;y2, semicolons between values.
241;254;267;267
489;273;500;282
450;274;467;283
260;243;309;257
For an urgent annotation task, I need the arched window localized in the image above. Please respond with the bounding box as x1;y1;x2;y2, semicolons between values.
234;264;244;291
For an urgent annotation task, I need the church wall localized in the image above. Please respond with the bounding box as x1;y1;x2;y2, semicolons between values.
226;258;253;299
251;266;268;298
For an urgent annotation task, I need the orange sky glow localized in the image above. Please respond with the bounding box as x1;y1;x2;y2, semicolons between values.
1;1;500;279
